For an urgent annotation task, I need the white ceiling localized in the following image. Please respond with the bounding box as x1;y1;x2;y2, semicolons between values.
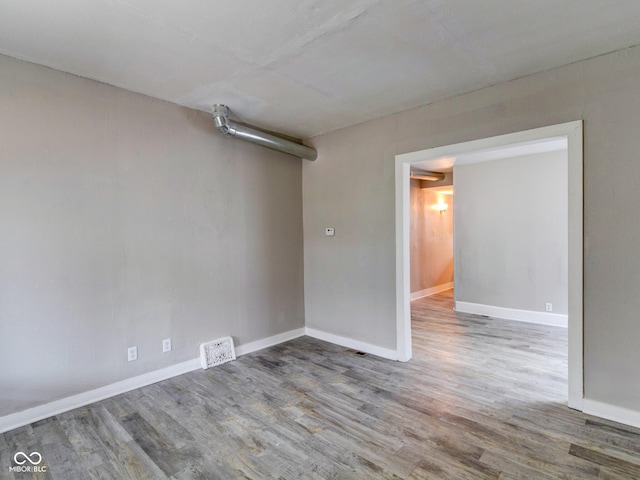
414;137;568;172
2;1;640;139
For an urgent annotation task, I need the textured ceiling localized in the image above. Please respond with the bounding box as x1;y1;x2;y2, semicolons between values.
2;0;640;138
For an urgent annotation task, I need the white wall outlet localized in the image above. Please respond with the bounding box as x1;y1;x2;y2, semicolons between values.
545;303;553;312
325;227;335;236
127;346;138;362
162;338;172;353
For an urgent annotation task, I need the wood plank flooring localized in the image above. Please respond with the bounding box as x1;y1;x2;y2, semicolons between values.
2;290;640;479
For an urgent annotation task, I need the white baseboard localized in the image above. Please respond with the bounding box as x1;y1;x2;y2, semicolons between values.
234;328;305;356
411;282;453;300
0;358;201;434
0;327;306;434
455;301;568;327
582;398;640;429
305;327;398;361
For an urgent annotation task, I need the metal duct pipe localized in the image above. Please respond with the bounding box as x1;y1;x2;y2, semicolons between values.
212;104;317;161
410;170;446;181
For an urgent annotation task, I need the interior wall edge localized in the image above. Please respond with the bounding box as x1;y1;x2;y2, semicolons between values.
305;327;399;361
233;328;306;357
582;399;640;430
455;301;568;328
410;282;454;300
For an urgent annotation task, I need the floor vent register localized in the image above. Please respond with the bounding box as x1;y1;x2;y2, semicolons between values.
200;336;236;369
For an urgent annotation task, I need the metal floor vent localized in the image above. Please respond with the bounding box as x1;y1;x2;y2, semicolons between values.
200;336;236;369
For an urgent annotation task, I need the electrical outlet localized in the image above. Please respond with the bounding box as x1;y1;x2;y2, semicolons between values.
127;346;138;362
162;338;172;353
545;303;553;312
325;227;335;236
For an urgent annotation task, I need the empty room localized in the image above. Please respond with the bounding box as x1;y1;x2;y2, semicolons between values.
2;1;640;478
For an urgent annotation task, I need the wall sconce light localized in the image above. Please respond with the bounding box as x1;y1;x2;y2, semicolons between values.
432;198;448;214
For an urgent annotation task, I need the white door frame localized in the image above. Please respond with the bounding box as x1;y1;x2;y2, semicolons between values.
394;121;583;410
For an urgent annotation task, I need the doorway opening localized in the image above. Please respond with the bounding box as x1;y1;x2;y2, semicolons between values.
410;178;454;301
395;121;583;410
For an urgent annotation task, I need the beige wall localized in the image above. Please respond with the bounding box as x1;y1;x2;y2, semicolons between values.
410;181;453;295
0;55;305;417
304;44;640;411
454;151;568;314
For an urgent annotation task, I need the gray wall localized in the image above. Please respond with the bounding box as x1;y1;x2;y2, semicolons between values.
0;55;305;417
304;44;640;410
303;117;397;343
454;151;568;314
410;181;454;295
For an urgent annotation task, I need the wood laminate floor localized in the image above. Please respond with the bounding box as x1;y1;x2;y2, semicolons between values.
2;290;640;479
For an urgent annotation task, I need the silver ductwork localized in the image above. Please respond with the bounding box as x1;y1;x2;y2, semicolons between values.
410;170;446;181
212;104;317;161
